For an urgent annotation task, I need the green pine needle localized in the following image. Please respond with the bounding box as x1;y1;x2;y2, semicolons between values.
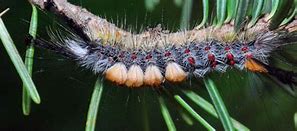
234;0;249;32
0;9;40;104
158;96;177;131
248;0;264;27
182;90;250;131
180;0;193;29
294;112;297;130
197;0;209;28
216;0;227;27
204;78;234;131
225;0;237;23
173;0;183;7
178;108;194;126
85;78;104;131
22;4;38;116
269;0;294;30
280;4;297;26
174;95;215;131
144;0;160;12
267;0;280;20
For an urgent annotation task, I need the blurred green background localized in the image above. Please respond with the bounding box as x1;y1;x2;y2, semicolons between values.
0;0;297;130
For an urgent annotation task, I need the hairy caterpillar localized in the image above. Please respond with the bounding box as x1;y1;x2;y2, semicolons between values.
28;0;297;90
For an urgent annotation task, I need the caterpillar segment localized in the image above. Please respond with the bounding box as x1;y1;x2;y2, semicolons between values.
30;28;297;88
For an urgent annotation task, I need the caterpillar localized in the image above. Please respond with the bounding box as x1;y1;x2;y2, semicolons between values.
28;0;297;90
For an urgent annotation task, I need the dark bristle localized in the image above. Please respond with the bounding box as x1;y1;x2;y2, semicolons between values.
266;65;297;90
43;0;90;42
254;58;297;91
44;0;55;11
32;36;76;59
24;34;34;46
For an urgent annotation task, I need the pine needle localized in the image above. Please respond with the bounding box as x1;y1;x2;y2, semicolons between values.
22;4;38;116
85;78;104;131
158;96;176;131
0;9;40;104
204;78;234;131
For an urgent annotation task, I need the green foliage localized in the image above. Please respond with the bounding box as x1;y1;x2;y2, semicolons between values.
145;0;297;31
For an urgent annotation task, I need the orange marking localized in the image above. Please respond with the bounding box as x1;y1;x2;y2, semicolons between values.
244;59;268;73
115;31;121;42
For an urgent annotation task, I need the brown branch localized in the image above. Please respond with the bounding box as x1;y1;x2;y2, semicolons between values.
29;0;127;41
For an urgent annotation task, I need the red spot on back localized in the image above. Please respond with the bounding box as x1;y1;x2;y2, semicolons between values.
146;54;152;59
131;53;137;60
241;46;248;52
184;49;190;53
224;47;230;50
119;52;125;58
205;46;211;51
226;53;234;60
211;61;217;68
207;54;217;68
208;54;215;61
230;60;235;66
246;53;253;58
187;57;195;65
165;51;171;57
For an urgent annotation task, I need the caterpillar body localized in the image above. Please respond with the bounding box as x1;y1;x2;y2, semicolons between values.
30;0;297;89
